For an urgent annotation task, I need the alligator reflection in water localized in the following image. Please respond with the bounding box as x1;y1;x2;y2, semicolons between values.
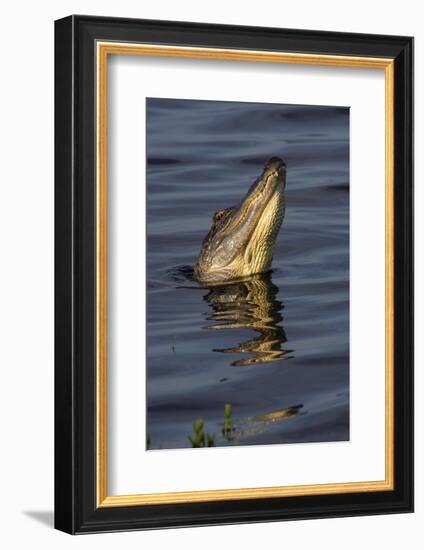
231;404;304;442
201;272;294;367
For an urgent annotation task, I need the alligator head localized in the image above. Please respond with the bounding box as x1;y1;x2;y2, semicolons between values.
194;157;286;283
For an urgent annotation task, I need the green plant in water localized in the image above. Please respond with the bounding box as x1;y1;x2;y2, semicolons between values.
188;418;215;448
222;403;235;441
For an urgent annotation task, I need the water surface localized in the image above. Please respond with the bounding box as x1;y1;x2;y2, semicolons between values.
146;98;349;450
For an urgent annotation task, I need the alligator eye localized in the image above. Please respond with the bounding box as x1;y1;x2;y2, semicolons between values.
214;210;226;222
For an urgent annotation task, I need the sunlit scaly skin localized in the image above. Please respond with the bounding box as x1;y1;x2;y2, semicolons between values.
194;157;286;283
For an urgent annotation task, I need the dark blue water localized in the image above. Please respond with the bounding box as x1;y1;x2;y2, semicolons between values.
146;98;349;450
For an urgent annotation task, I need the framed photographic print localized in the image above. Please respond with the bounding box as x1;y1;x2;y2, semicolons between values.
54;15;413;533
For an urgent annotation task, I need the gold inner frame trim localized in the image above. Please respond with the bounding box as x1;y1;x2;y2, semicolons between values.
96;42;395;508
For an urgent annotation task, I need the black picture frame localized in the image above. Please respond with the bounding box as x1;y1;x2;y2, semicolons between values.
55;14;413;534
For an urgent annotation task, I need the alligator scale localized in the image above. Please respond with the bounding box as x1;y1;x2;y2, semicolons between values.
194;157;287;283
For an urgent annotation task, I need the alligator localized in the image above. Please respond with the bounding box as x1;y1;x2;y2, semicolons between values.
194;157;286;283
